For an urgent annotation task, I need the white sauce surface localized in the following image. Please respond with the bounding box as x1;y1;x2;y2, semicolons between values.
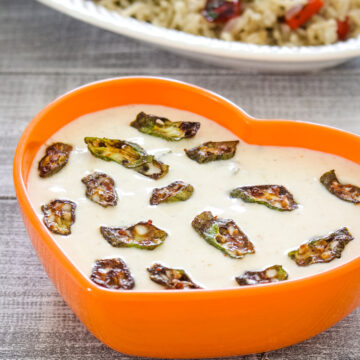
27;105;360;290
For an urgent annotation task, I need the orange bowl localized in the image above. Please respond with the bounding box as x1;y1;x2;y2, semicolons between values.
13;77;360;358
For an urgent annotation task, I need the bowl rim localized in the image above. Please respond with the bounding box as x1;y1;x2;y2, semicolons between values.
37;0;360;62
13;76;360;300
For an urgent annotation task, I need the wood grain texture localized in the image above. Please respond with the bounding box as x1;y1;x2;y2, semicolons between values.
1;0;360;358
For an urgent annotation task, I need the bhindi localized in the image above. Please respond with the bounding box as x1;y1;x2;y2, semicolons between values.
192;211;254;259
185;140;239;164
150;181;194;205
236;265;288;286
84;137;169;179
230;185;298;211
81;172;118;207
38;142;72;177
131;112;200;141
288;227;354;266
90;258;135;290
147;263;201;289
100;220;168;250
41;199;76;235
320;170;360;204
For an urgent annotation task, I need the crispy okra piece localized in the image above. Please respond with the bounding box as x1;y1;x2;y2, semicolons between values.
131;112;200;141
185;140;239;164
147;263;201;289
150;181;194;205
320;170;360;204
191;211;254;259
81;172;118;207
38;142;73;178
288;227;354;266
84;137;169;179
100;220;168;250
84;137;150;168
235;265;288;286
230;185;298;211
90;258;135;290
134;157;169;180
41;199;76;235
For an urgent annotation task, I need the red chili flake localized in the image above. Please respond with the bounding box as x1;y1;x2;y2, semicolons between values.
203;0;241;24
337;18;350;41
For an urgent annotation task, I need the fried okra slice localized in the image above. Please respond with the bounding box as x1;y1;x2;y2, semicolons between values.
41;199;76;235
84;137;169;179
150;181;194;205
185;140;239;164
81;172;118;207
134;158;169;180
288;227;354;266
230;185;298;211
192;211;254;259
100;220;168;250
84;137;150;168
320;170;360;204
131;112;200;141
235;265;288;286
147;263;201;290
38;142;73;178
90;258;135;290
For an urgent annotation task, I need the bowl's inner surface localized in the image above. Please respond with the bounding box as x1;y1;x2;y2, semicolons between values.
21;80;360;291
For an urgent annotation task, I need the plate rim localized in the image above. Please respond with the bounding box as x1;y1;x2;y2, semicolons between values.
37;0;360;62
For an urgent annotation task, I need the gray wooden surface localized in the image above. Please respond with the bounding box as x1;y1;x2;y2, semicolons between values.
1;0;360;359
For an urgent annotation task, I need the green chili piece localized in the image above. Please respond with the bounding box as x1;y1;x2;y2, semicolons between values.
191;211;254;259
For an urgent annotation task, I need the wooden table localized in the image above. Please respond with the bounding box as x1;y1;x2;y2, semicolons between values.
1;1;360;359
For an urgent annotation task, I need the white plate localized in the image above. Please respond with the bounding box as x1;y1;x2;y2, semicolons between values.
38;0;360;72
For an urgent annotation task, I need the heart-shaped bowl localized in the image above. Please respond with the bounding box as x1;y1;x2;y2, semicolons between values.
13;77;360;358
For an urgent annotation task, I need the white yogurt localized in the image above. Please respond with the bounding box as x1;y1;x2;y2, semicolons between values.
27;105;360;290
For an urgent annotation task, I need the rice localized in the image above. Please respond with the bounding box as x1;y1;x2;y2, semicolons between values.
96;0;360;46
